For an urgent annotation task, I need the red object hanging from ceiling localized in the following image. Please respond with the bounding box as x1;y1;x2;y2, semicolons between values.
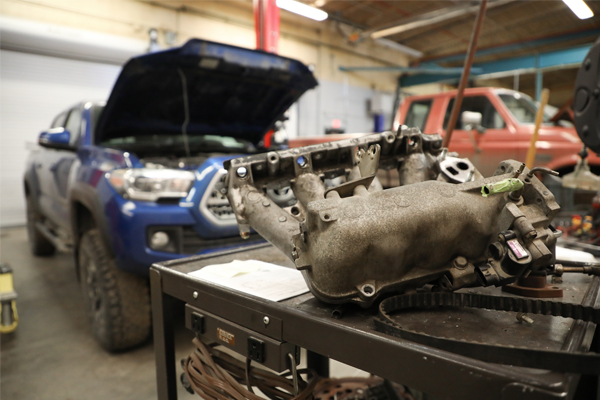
254;0;280;54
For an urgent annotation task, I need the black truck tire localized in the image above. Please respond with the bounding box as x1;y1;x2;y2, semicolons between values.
78;228;151;351
26;195;56;256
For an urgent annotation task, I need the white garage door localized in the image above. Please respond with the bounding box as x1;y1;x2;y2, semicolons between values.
0;50;121;227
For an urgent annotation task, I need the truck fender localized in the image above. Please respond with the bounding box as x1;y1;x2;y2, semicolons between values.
546;152;600;174
69;184;114;265
23;165;41;203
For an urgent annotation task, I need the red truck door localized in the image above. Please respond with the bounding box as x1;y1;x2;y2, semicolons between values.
436;94;517;177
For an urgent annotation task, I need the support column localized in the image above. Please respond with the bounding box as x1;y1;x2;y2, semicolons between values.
535;71;543;101
254;0;280;53
534;54;543;101
390;75;402;131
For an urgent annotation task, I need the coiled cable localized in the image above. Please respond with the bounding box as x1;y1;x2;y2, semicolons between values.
184;338;318;400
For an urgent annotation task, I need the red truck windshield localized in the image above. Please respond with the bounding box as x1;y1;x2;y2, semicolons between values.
498;93;550;124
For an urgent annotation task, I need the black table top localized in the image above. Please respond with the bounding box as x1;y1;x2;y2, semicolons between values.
152;242;599;400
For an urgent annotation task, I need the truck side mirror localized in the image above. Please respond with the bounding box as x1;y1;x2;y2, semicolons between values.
461;111;485;133
38;128;74;150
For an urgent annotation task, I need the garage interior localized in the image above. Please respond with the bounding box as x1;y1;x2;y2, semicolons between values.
2;1;600;399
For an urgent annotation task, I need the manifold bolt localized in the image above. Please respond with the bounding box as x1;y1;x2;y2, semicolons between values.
263;316;270;325
193;291;198;299
453;256;468;269
516;313;534;325
236;167;248;178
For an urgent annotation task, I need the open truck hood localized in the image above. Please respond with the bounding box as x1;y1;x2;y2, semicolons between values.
95;39;318;146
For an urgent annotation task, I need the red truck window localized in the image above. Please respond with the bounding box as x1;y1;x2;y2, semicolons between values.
498;93;548;124
443;96;505;129
405;99;432;132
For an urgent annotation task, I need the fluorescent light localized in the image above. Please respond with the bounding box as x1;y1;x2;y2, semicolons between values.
563;0;594;19
276;0;328;21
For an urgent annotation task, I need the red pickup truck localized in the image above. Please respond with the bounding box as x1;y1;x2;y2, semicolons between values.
395;87;599;176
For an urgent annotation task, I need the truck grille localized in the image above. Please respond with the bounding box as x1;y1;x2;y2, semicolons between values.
200;170;237;225
181;227;263;254
206;183;236;220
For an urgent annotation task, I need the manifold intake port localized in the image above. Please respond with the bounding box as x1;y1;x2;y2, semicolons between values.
361;284;375;297
457;161;470;170
446;166;459;176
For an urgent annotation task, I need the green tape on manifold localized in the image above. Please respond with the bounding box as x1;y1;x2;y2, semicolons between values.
481;178;523;198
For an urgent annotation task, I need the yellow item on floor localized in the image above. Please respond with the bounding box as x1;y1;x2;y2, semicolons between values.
0;264;18;333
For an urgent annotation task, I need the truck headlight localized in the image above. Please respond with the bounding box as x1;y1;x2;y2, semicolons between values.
106;168;195;201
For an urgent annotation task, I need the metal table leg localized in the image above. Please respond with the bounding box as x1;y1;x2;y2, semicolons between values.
151;269;178;400
307;350;330;378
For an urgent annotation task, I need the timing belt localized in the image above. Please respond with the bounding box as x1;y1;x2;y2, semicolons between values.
374;281;600;375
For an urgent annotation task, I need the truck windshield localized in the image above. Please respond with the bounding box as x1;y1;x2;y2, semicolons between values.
498;93;550;124
91;103;105;134
101;134;255;153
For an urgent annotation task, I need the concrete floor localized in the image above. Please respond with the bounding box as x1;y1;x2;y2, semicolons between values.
1;226;365;400
0;227;196;400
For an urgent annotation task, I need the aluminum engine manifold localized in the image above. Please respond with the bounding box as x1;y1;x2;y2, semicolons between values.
224;128;560;307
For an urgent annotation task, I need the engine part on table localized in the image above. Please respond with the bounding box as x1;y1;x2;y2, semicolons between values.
501;274;563;298
224;127;560;307
573;36;600;153
374;283;600;374
561;145;600;191
551;260;600;276
183;338;317;400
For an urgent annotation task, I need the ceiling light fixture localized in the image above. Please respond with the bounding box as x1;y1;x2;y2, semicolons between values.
562;0;594;20
276;0;328;21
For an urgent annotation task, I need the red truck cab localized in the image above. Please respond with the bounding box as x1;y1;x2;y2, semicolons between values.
396;87;598;177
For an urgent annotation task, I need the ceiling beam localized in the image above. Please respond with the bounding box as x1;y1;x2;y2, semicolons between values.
421;27;600;64
374;38;423;58
400;43;592;87
366;0;515;40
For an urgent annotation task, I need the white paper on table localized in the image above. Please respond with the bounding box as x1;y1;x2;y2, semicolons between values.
555;246;597;263
187;259;309;302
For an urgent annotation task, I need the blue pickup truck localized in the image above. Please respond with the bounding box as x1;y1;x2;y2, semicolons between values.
24;39;317;350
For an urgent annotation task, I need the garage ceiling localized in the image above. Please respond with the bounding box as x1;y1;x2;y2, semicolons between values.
144;0;599;103
145;1;600;68
318;0;600;67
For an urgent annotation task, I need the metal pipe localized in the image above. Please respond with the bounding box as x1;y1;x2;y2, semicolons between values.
338;66;483;74
443;0;488;149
